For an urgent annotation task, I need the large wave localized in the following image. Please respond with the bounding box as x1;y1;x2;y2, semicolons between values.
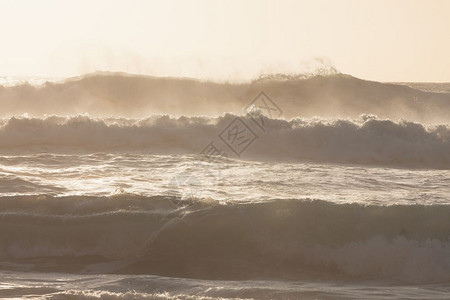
0;114;449;169
1;72;450;122
0;195;449;284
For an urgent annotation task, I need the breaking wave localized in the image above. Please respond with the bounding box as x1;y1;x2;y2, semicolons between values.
0;195;449;284
0;114;449;169
1;72;450;122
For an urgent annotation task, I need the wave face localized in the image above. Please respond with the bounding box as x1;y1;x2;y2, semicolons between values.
1;72;450;122
0;195;449;284
0;114;449;169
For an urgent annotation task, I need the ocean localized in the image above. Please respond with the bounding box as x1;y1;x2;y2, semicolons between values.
0;74;449;299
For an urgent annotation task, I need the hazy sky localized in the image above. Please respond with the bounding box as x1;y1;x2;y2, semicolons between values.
1;0;449;82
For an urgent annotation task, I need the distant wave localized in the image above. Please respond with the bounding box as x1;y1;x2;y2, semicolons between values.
0;195;449;283
1;72;450;122
0;114;449;169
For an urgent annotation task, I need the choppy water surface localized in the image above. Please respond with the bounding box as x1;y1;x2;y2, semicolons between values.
0;153;449;299
0;153;449;204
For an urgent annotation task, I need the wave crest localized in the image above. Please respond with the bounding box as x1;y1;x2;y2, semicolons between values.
0;114;449;169
0;195;449;283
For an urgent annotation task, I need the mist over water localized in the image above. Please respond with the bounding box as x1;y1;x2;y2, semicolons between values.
2;0;450;297
1;72;450;122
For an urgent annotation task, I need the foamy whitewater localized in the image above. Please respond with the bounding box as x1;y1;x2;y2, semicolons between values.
0;74;449;299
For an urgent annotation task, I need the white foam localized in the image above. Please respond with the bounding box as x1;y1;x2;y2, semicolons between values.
0;114;448;169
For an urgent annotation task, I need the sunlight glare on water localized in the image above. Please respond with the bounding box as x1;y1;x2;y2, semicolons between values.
0;153;448;205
